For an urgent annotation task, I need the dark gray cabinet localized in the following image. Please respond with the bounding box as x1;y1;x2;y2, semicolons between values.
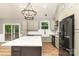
52;35;55;47
11;46;21;56
11;46;41;56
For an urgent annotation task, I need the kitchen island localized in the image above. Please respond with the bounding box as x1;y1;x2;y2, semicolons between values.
2;36;42;56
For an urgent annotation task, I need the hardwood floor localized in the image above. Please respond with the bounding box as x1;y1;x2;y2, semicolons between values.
0;42;59;56
42;42;59;56
0;45;11;56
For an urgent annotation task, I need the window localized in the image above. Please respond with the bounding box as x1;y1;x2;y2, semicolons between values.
3;24;20;41
5;25;11;41
40;21;50;30
41;22;48;29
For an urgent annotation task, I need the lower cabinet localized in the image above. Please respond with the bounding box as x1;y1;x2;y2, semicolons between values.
52;35;55;47
11;46;41;56
11;47;21;56
55;36;59;48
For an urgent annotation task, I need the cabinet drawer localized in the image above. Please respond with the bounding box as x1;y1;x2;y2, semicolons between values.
11;46;41;56
21;47;41;56
12;46;21;51
12;51;20;56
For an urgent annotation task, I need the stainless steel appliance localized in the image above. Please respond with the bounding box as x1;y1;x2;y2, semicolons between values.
59;15;74;56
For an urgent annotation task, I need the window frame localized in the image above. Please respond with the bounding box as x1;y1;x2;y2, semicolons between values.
40;20;50;30
3;23;21;41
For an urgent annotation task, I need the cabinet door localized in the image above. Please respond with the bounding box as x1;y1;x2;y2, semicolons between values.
12;46;21;56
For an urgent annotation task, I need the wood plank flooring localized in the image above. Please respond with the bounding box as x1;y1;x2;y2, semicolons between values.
0;42;58;56
42;42;59;56
0;45;11;56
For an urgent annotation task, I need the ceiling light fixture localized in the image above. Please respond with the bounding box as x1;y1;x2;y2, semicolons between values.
21;3;37;20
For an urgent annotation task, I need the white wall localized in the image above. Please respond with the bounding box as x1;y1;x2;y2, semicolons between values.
0;3;56;42
73;4;79;56
0;18;55;33
0;3;57;34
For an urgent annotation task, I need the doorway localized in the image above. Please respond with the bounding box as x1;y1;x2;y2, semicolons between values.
3;24;20;41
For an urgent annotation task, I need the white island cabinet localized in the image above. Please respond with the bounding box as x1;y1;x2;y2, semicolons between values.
2;36;42;56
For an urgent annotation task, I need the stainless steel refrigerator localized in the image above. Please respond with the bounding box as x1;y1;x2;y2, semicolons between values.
59;15;74;56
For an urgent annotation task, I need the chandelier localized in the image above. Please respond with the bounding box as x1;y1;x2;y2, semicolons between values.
21;3;37;20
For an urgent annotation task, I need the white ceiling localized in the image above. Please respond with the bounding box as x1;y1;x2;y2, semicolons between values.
0;3;58;20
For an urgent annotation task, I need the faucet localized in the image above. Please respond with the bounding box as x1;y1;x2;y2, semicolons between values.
44;30;46;35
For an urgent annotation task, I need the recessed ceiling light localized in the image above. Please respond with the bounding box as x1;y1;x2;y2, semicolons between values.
43;5;47;9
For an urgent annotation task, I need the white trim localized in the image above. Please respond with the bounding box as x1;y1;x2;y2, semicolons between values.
11;24;12;40
3;24;5;41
